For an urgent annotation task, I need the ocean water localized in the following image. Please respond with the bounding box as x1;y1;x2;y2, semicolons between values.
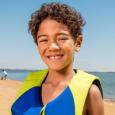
0;69;115;100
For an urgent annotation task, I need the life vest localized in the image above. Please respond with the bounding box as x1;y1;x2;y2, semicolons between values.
10;69;102;115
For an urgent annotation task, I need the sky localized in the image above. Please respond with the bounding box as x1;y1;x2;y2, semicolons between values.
0;0;115;71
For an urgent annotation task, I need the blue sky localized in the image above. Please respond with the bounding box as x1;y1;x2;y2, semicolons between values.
0;0;115;71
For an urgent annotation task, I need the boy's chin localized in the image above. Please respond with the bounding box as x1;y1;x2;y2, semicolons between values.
48;65;69;72
48;67;63;72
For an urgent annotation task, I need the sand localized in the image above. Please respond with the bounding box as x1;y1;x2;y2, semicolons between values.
0;79;115;115
0;79;22;115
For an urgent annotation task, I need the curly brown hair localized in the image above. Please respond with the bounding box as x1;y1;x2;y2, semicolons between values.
28;2;85;44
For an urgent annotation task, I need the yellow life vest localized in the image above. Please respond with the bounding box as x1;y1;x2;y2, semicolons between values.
10;69;102;115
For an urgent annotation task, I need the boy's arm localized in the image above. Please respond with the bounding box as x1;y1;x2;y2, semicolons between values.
86;84;104;115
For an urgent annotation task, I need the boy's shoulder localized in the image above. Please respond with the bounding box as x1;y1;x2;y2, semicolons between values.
69;70;102;115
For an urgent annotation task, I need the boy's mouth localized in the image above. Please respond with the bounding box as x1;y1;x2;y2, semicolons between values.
47;54;64;61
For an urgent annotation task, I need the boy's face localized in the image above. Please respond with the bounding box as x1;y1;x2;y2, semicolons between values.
37;19;82;71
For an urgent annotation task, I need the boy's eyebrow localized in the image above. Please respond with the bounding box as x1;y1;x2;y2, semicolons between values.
56;32;70;36
37;34;47;39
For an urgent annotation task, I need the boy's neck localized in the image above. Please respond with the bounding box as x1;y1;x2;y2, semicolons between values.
45;67;76;85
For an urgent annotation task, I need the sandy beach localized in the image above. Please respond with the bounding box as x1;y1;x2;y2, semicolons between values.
0;79;115;115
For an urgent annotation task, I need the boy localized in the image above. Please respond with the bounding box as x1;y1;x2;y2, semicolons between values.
11;2;104;115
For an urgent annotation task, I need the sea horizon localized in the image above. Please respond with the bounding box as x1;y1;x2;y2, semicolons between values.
0;69;115;101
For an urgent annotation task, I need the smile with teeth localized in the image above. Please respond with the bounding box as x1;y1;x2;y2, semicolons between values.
47;55;63;61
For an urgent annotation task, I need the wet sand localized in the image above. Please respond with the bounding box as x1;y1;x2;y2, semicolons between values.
0;79;115;115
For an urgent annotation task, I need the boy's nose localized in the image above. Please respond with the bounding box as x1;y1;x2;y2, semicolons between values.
48;42;60;51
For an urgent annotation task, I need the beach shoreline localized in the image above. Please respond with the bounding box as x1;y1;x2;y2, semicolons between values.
0;79;115;115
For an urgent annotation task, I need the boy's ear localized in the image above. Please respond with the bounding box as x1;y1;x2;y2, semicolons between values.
74;35;83;52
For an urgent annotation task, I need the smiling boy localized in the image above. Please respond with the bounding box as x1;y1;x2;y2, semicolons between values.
11;2;104;115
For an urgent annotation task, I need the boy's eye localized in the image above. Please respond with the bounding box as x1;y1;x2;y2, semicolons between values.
40;39;48;42
58;37;68;41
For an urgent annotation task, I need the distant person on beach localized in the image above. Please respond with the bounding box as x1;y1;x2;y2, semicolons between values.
1;69;7;80
11;2;104;115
